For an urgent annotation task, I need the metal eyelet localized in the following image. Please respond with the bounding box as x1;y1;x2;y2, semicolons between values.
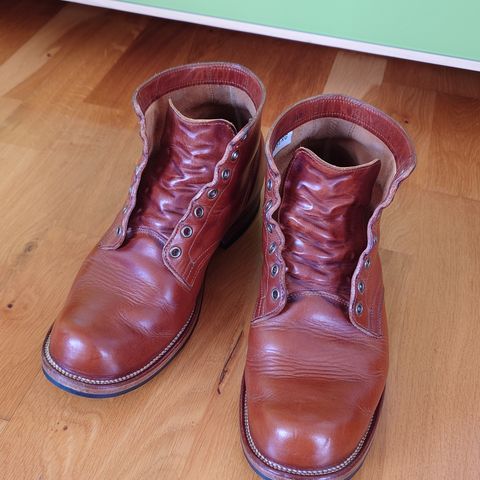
115;226;123;236
266;179;273;191
194;206;204;218
271;288;280;300
266;223;273;233
358;281;365;294
135;165;141;176
222;169;231;180
271;264;279;277
122;206;128;214
169;246;182;258
355;303;364;315
181;226;193;238
364;257;371;269
268;242;277;254
231;150;239;161
372;235;378;246
264;200;272;212
207;189;218;199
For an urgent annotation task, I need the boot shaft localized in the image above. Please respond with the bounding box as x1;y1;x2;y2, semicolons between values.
256;94;416;335
99;63;266;288
279;146;381;298
131;99;237;240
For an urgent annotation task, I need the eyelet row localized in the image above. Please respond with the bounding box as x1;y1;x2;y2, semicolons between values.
356;259;370;315
263;174;281;302
168;139;247;259
355;236;378;315
356;279;365;315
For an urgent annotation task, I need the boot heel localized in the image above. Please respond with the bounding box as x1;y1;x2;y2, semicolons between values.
220;193;260;249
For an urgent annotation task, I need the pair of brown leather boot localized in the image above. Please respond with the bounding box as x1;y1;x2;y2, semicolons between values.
41;63;415;480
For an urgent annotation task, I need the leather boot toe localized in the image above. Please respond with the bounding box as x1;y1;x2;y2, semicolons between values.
47;234;196;382
245;294;387;473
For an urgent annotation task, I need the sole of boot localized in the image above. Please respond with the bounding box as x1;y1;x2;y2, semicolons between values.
240;380;384;480
249;462;365;480
41;195;260;398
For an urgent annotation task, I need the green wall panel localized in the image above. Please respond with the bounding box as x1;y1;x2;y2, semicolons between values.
119;0;480;62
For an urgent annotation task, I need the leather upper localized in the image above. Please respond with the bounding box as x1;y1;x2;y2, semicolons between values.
47;63;265;382
280;148;380;298
244;95;415;475
130;100;237;240
48;234;194;379
256;95;416;333
246;294;388;471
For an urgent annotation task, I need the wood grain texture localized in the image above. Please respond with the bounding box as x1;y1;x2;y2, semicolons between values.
0;1;479;478
0;418;7;436
384;57;480;100
323;50;387;98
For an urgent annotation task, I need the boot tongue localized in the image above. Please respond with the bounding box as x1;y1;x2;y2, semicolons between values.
132;99;236;238
279;147;381;298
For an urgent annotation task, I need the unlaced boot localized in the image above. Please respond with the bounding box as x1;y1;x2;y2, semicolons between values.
42;62;265;397
241;94;415;479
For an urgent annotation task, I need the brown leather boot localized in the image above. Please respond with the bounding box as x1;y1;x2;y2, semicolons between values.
42;63;265;397
241;95;415;479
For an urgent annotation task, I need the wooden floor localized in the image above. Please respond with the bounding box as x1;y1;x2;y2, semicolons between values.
1;1;480;478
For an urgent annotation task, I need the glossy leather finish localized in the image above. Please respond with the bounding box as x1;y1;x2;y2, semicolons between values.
42;63;265;395
130;101;237;240
242;95;415;479
281;148;380;297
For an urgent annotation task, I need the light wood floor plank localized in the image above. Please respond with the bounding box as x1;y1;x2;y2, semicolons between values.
0;0;63;64
0;418;8;436
0;1;479;479
323;50;387;98
384;57;480;100
426;93;480;200
0;4;100;97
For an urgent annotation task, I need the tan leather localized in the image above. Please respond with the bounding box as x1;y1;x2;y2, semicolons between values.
241;95;415;479
42;63;265;395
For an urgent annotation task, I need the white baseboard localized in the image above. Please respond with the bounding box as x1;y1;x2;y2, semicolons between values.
65;0;480;72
